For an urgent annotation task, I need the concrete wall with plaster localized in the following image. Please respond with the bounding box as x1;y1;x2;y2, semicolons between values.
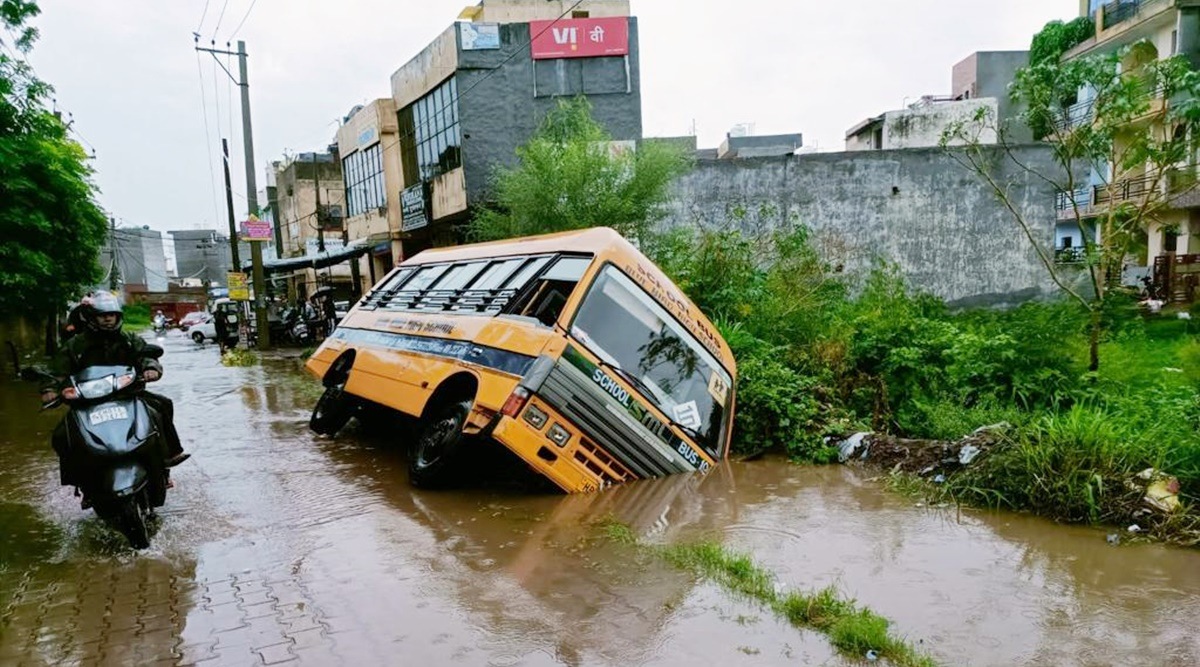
661;145;1061;307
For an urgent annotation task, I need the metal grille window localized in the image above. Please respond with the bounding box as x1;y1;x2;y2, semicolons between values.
342;143;386;218
411;76;461;182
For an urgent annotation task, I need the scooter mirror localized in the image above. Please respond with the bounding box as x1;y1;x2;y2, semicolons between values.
144;343;165;359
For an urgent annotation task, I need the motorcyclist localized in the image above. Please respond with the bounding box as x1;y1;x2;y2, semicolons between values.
153;310;166;330
60;293;94;343
40;291;190;505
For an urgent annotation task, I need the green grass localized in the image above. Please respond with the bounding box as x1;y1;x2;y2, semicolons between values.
123;303;152;333
220;347;259;367
652;540;937;667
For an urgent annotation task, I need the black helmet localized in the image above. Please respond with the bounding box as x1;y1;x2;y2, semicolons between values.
86;290;124;332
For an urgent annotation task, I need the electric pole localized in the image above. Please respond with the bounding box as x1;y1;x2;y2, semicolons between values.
314;152;325;253
108;217;120;292
222;139;240;269
196;37;270;348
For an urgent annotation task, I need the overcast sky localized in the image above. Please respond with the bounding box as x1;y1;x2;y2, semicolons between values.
25;0;1078;233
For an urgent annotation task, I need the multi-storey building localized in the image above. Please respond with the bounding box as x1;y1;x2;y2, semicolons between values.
169;230;250;289
845;51;1031;152
336;100;405;293
99;226;170;295
272;152;349;301
1059;0;1200;299
388;0;642;254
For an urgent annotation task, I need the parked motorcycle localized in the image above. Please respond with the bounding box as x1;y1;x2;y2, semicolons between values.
43;352;171;549
276;307;312;346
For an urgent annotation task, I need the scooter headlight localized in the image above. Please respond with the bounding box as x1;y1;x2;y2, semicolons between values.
76;376;116;400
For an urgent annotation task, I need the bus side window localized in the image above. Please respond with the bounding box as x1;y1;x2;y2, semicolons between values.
507;256;592;327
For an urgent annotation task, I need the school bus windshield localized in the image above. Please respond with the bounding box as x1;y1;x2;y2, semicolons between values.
570;265;733;457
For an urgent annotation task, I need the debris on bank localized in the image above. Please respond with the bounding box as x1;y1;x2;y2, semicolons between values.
829;423;1009;480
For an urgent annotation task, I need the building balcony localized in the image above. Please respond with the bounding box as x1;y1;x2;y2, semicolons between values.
1066;0;1197;60
1055;173;1167;219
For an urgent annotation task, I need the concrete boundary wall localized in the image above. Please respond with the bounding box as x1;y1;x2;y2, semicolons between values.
661;145;1061;307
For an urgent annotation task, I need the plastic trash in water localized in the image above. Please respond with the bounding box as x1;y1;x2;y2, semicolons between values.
837;432;871;463
933;474;946;484
1106;533;1120;545
1127;524;1142;533
866;650;880;662
959;444;982;465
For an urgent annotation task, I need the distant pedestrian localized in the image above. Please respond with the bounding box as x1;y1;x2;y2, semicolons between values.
321;296;337;338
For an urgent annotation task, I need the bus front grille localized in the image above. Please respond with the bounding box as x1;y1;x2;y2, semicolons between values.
573;438;634;486
538;363;692;480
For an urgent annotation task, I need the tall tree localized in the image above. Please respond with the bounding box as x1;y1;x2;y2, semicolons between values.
943;35;1200;371
469;97;691;243
1;0;108;319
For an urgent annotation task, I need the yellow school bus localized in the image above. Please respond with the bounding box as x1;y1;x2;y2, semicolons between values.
304;227;737;493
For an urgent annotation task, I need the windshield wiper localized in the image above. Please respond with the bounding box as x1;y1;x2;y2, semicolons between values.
602;362;705;442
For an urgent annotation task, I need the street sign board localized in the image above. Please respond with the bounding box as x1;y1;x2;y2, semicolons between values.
530;17;629;60
240;219;273;241
227;272;250;301
401;184;429;232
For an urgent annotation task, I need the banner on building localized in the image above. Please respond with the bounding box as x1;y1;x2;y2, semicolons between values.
460;22;500;50
530;17;628;60
401;184;429;232
239;216;273;242
227;272;250;301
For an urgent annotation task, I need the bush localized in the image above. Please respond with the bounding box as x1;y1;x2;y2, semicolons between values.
719;322;830;461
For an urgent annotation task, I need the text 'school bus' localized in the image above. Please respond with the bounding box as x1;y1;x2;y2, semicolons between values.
305;227;737;493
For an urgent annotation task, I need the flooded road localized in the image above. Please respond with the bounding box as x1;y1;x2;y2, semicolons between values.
2;333;1199;666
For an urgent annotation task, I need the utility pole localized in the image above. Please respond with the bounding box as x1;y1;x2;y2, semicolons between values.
108;217;120;292
314;152;325;253
196;37;270;348
222;139;240;269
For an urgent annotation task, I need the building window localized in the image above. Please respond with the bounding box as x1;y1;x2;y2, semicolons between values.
400;76;462;185
342;143;386;218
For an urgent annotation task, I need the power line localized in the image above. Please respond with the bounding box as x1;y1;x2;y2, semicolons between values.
195;50;223;229
212;0;232;37
195;0;212;34
228;0;259;40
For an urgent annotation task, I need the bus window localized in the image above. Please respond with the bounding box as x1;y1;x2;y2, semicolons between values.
405;264;450;293
508;256;592;327
470;258;527;291
436;261;489;291
501;256;554;291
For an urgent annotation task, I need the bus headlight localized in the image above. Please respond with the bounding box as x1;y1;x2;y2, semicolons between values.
547;423;571;447
522;404;548;430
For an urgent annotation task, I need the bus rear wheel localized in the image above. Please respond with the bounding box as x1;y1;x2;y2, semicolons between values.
409;400;471;489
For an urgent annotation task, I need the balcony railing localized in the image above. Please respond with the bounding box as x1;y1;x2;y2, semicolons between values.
1100;0;1160;29
1056;174;1169;218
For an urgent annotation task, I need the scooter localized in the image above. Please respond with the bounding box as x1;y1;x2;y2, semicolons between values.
152;314;169;336
44;354;171;549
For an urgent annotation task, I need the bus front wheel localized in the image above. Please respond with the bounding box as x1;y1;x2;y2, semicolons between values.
409;400;471;488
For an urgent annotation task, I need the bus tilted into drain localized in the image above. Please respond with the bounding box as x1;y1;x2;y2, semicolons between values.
305;227;737;493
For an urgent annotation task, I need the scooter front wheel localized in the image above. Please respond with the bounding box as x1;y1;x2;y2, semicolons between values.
110;496;151;550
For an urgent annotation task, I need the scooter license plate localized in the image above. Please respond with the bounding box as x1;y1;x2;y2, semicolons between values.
89;404;130;425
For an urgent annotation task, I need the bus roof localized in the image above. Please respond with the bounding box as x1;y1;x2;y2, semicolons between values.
401;227;736;374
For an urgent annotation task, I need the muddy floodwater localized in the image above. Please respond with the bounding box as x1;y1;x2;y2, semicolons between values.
2;334;1199;666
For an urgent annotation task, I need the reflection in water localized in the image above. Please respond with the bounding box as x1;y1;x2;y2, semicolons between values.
2;339;1199;666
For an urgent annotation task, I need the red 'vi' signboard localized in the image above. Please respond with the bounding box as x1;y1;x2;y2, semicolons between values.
529;17;629;60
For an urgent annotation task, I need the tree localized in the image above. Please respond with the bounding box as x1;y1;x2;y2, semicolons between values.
468;97;691;243
1;0;108;320
943;36;1200;371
